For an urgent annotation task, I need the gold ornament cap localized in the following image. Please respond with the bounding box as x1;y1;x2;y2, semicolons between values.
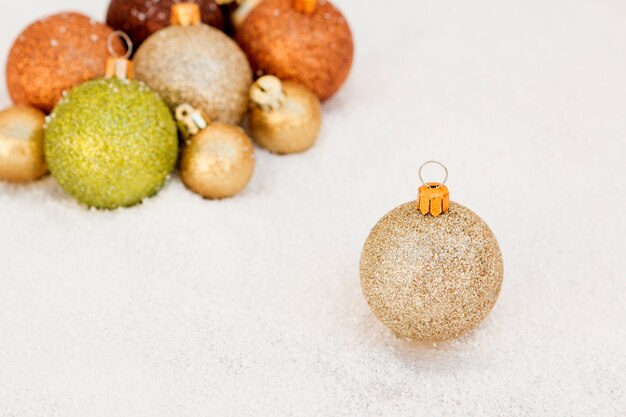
250;75;286;111
176;104;210;139
105;31;134;80
293;0;317;14
171;3;202;26
417;161;450;217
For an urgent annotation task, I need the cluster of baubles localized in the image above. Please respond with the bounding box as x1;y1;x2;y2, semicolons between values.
1;0;353;208
1;2;505;344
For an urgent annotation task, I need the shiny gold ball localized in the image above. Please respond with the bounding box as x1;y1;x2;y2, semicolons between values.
360;202;504;342
134;24;252;124
6;12;123;114
249;80;322;154
236;0;354;101
180;123;255;199
0;106;47;183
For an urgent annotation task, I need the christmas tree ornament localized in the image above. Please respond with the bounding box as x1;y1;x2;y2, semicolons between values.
106;0;225;49
216;0;262;30
249;75;322;154
44;33;178;209
360;162;504;342
176;104;255;199
134;3;252;124
236;0;354;101
0;106;47;183
6;12;124;114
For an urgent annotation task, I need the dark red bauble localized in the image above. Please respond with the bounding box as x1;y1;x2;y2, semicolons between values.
106;0;225;48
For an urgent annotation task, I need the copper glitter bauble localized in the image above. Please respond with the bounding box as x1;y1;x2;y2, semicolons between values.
177;104;254;199
6;12;123;114
134;11;252;124
236;0;354;101
106;0;225;48
0;106;47;183
360;202;504;342
249;76;322;154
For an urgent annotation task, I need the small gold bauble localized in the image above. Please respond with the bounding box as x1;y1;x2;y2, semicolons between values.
249;76;322;154
180;122;255;199
360;202;504;342
0;106;47;183
134;8;252;124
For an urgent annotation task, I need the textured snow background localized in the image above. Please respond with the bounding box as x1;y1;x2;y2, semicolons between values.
1;0;625;416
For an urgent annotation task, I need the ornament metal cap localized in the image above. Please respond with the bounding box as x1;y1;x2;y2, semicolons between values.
250;75;286;111
105;31;134;80
171;3;202;26
293;0;317;14
417;161;450;217
176;104;209;139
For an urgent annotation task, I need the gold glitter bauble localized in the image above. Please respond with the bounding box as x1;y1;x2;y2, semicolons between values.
0;106;47;183
134;23;252;124
45;78;178;209
249;77;322;154
236;0;354;101
360;202;504;342
180;122;255;199
6;12;123;114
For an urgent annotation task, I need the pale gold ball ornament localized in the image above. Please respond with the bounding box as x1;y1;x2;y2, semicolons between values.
360;162;504;342
177;104;255;199
0;106;47;183
133;3;253;124
249;75;322;154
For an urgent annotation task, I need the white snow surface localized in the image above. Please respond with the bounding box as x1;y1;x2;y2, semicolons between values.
0;0;625;416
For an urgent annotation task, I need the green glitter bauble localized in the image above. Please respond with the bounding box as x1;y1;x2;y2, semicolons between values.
45;78;178;209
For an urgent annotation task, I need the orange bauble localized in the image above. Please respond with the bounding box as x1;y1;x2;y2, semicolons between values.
6;12;123;114
236;0;354;101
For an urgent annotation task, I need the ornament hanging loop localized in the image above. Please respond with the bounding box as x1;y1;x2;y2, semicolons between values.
417;161;450;217
419;160;448;189
105;31;134;79
107;31;133;59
